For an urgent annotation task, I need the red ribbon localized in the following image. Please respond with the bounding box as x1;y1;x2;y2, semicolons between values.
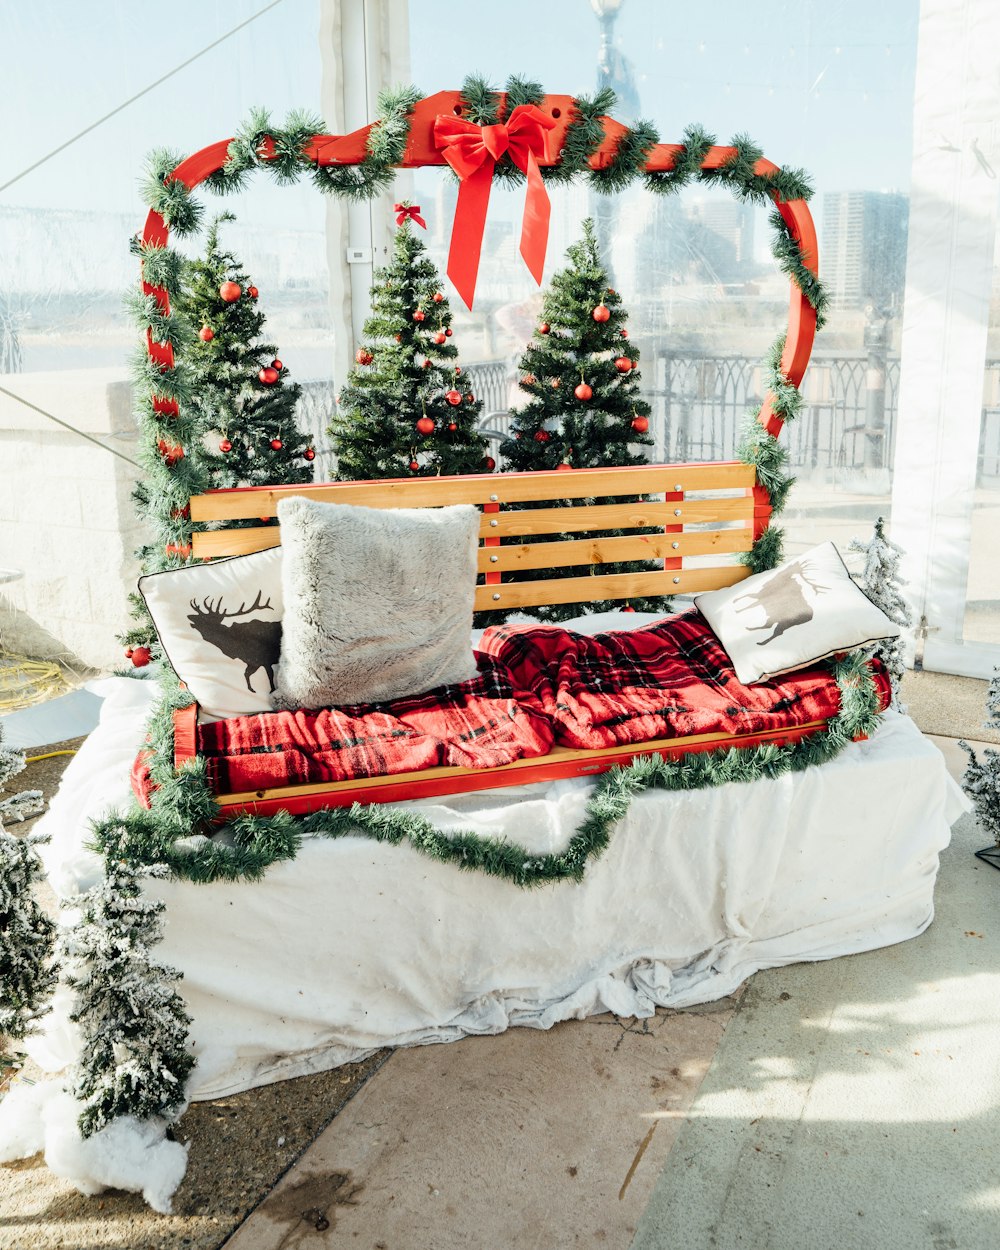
394;202;426;229
433;104;557;310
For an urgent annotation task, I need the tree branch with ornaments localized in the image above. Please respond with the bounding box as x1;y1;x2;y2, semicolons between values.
498;218;668;620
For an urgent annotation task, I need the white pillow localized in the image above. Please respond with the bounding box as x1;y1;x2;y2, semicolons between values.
138;546;283;719
694;541;901;685
273;498;481;710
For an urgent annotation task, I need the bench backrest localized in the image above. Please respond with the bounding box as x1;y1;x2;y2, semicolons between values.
189;461;764;613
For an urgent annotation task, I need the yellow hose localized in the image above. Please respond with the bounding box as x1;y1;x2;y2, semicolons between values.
0;652;66;713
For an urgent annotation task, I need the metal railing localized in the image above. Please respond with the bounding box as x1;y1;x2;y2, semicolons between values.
295;355;1000;483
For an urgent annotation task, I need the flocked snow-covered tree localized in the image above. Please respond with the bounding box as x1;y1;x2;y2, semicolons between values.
63;854;194;1137
960;671;1000;854
849;516;913;709
329;209;489;479
0;726;55;1057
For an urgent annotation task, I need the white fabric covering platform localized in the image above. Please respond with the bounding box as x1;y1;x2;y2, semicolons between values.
31;662;968;1101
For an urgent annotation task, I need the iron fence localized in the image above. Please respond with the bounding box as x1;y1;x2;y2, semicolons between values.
296;355;1000;482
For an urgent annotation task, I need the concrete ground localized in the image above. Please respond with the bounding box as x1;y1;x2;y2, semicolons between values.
1;670;997;1250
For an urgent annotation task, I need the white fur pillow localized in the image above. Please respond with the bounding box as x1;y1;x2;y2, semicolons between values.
694;541;901;685
273;498;481;709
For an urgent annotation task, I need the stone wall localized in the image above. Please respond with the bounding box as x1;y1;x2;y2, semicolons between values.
0;369;146;671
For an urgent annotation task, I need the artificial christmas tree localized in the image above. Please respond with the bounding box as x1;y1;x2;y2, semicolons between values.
329;211;488;479
960;672;1000;868
174;213;314;495
848;516;913;709
0;725;56;1058
500;219;652;473
63;853;194;1137
498;218;665;620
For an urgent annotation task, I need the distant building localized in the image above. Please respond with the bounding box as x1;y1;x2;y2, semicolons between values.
822;191;909;311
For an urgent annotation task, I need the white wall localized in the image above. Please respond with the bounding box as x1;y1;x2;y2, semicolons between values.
0;370;147;670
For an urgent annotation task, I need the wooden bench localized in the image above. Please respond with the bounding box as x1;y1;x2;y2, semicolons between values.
171;460;832;818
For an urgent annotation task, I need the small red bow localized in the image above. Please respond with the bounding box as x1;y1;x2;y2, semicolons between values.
394;202;426;229
433;104;557;309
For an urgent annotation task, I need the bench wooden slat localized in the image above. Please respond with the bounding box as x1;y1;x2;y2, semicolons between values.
189;461;756;522
472;564;749;610
475;527;752;573
192;528;280;559
481;497;752;538
211;719;830;817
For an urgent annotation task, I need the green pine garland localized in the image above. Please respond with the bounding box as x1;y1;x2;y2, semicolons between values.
91;652;882;887
110;75;832;885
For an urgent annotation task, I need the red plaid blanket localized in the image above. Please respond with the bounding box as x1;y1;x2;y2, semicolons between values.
195;657;554;795
474;609;891;750
138;610;890;802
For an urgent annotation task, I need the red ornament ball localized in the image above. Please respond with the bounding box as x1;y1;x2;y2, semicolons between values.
413;309;426;322
199;325;214;342
422;359;432;369
574;382;593;401
445;327;453;337
303;447;315;462
631;415;649;434
271;358;283;371
270;437;283;451
124;647;133;659
539;322;550;335
394;335;402;343
219;438;232;453
614;357;632;373
622;605;636;614
534;430;551;443
484;456;496;471
592;304;610;323
621;329;629;339
130;645;152;668
607;288;616;295
454;366;462;375
433;332;446;344
416;416;435;435
433;292;444;303
409;459;420;472
259;367;279;385
465;393;475;403
448;422;458;431
556;462;573;472
521;374;536;386
247;285;259;299
446;389;462;406
219;281;242;303
355;348;374;365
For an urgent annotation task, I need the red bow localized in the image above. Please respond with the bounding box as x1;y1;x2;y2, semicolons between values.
394;202;426;229
433;104;557;309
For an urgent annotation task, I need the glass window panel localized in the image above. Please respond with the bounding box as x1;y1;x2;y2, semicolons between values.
407;0;919;558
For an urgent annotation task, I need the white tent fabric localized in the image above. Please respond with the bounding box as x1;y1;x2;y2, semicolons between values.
31;669;967;1100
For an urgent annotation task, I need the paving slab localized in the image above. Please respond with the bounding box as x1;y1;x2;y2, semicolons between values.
631;736;1000;1250
227;998;741;1250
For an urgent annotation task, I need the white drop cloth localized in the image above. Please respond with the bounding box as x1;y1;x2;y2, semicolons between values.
31;671;968;1100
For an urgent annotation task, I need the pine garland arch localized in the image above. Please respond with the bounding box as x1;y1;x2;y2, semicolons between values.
135;77;823;567
110;74;843;887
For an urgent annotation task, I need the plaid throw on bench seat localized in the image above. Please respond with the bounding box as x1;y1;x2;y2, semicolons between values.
472;607;891;751
152;609;890;802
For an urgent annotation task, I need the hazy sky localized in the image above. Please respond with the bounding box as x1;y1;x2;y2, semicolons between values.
1;0;918;229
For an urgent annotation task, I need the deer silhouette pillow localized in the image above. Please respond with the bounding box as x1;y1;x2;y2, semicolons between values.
138;546;283;719
694;542;901;686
